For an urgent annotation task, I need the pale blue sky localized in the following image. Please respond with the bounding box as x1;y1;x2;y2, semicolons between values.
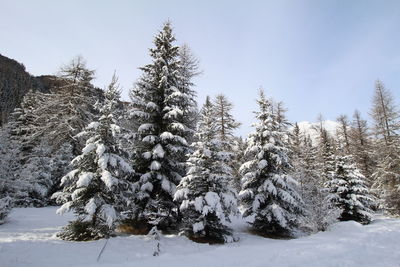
1;0;399;136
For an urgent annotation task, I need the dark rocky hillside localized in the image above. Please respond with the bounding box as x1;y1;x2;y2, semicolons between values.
0;55;106;126
0;54;48;125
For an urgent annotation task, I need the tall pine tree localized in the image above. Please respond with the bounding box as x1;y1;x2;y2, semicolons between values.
129;22;196;231
240;90;303;237
314;115;336;185
174;97;237;243
53;75;134;240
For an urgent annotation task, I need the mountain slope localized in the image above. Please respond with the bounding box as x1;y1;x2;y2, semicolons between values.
0;54;48;125
295;120;339;143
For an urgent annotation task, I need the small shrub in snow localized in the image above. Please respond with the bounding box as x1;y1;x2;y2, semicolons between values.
299;187;342;233
57;220;112;241
0;196;13;224
0;174;14;224
326;155;375;224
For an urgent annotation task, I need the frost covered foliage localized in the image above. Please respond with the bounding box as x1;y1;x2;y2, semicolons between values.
348;110;376;183
370;80;400;215
0;107;72;207
21;57;99;155
177;44;200;145
239;91;304;237
213;94;241;193
57;220;111;241
53;76;134;240
290;124;340;232
326;156;375;224
0;197;12;224
174;97;237;243
314;118;336;185
128;22;196;231
372;141;400;215
0;57;99;208
0;179;13;224
231;137;247;191
0;128;13;222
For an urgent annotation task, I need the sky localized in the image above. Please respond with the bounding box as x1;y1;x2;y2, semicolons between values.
1;0;400;136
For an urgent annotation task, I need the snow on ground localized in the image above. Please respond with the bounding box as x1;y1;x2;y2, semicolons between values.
1;207;400;267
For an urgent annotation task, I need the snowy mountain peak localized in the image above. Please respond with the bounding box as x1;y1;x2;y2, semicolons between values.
294;120;339;141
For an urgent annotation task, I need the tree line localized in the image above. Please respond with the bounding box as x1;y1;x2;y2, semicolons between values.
0;22;399;243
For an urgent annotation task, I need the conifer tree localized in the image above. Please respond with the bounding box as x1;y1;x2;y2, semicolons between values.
213;94;241;192
129;22;196;231
274;101;290;132
348;110;375;183
231;137;247;191
370;80;400;215
0;188;12;224
336;114;351;155
0;99;66;207
314;116;336;185
213;94;241;144
174;97;237;243
178;44;200;143
0;57;99;208
326;155;375;224
0;116;16;222
239;90;303;237
53;75;133;240
0;108;25;207
371;80;399;145
290;123;302;160
290;124;340;232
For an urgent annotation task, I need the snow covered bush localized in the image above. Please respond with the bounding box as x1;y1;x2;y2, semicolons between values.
326;155;375;224
53;75;134;240
0;179;13;224
174;97;237;243
239;90;304;237
300;186;342;232
57;220;111;241
0;197;12;224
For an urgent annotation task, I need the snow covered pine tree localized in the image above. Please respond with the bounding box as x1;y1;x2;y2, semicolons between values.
239;90;304;237
213;94;241;193
314;116;336;185
128;22;196;232
326;155;374;224
174;96;237;243
53;75;134;241
290;123;340;232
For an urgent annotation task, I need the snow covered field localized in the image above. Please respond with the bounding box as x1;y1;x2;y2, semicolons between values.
1;207;400;267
